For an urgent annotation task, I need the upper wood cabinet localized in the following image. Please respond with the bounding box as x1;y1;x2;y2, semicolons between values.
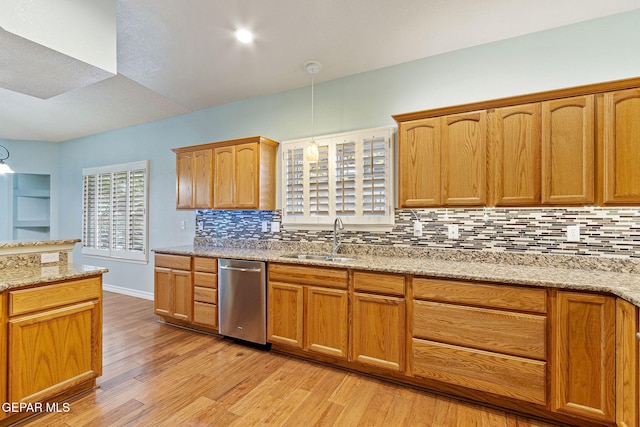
489;104;541;206
601;88;640;204
442;111;487;206
398;118;441;207
397;112;485;207
175;148;213;209
541;95;595;204
172;136;278;210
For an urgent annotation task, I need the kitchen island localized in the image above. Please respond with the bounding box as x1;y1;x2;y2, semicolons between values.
154;241;640;427
0;239;107;426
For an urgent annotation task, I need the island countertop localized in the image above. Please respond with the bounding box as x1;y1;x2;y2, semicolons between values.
0;264;108;291
154;244;640;308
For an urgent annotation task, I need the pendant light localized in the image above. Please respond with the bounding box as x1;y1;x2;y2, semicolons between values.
0;145;15;174
304;60;322;162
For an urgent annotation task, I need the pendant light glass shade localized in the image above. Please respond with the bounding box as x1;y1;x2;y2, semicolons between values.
304;61;322;163
0;145;14;174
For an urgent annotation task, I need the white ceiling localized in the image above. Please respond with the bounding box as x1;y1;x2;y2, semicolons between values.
1;0;638;142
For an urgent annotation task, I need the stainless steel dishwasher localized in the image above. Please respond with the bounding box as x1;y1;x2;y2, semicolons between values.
218;258;267;345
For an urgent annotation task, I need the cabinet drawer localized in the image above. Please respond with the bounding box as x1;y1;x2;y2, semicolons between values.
9;277;102;317
354;271;405;296
193;302;217;328
194;272;217;288
194;286;217;304
155;254;191;270
269;263;348;289
194;257;217;273
412;338;546;405
413;300;546;360
413;278;546;313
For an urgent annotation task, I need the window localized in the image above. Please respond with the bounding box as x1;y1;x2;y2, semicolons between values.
282;126;394;230
82;160;149;262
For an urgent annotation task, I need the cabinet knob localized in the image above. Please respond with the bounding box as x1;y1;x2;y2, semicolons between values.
637;332;640;341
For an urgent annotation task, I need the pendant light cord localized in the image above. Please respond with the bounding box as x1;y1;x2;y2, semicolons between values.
311;73;314;140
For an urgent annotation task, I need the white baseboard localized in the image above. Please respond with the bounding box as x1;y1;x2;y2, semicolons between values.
103;283;154;301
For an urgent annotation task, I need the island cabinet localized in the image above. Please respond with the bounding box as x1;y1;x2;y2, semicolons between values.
616;298;639;427
550;290;615;423
154;254;192;322
351;271;405;373
600;88;640;205
411;277;548;405
267;263;349;359
175;148;214;209
6;277;102;404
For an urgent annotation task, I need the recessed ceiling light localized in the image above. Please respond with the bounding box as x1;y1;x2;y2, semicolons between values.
234;28;254;44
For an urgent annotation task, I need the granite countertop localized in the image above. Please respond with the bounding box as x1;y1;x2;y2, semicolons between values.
154;244;640;308
0;264;108;291
0;239;81;249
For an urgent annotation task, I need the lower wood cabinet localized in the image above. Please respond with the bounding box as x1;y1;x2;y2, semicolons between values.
267;263;348;359
351;271;405;372
7;277;102;404
192;257;218;330
616;298;639;427
154;254;193;322
551;290;615;423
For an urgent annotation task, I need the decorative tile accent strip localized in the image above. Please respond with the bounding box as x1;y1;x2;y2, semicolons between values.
195;207;640;260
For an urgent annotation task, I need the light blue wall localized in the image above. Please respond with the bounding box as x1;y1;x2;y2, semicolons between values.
48;10;640;294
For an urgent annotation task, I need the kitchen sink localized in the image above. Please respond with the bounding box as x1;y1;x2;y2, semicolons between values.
281;253;356;262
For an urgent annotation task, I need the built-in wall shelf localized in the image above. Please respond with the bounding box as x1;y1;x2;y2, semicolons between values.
12;174;51;241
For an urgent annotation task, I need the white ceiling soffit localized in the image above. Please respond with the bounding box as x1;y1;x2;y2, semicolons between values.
1;0;640;142
0;0;116;99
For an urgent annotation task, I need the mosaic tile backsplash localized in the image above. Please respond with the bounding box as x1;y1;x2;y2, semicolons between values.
195;207;640;259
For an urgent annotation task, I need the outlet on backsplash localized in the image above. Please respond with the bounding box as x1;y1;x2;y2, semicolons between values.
447;224;459;239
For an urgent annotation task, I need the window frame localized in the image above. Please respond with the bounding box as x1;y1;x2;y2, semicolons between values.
82;160;149;263
281;126;395;231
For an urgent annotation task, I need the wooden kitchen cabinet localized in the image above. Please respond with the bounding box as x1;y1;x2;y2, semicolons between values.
601;88;640;204
616;298;639;427
267;263;349;359
154;254;192;322
398;117;441;207
192;257;218;330
441;110;487;206
175;148;213;209
213;137;278;210
7;277;102;404
551;291;615;423
351;271;405;372
541;95;595;204
489;103;541;206
411;277;547;405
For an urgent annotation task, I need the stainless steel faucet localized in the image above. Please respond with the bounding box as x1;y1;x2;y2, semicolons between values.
332;217;344;256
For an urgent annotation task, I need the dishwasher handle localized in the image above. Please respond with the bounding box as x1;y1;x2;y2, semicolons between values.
219;265;262;273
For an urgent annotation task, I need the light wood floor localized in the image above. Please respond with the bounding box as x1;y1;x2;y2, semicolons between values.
27;292;560;427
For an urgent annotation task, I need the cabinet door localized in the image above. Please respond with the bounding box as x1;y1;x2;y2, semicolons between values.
9;301;101;403
602;88;640;204
552;291;615;422
442;111;487;205
154;267;172;317
234;143;259;209
352;293;405;372
306;286;348;359
398;118;441;207
267;282;304;348
172;270;193;322
542;95;594;204
176;152;193;209
490;104;541;206
214;146;235;209
616;299;639;427
193;149;213;209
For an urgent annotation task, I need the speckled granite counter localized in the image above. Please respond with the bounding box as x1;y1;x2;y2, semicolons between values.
154;243;640;308
0;264;108;291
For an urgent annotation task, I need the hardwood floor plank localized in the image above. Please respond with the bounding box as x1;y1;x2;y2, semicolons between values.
20;292;565;427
